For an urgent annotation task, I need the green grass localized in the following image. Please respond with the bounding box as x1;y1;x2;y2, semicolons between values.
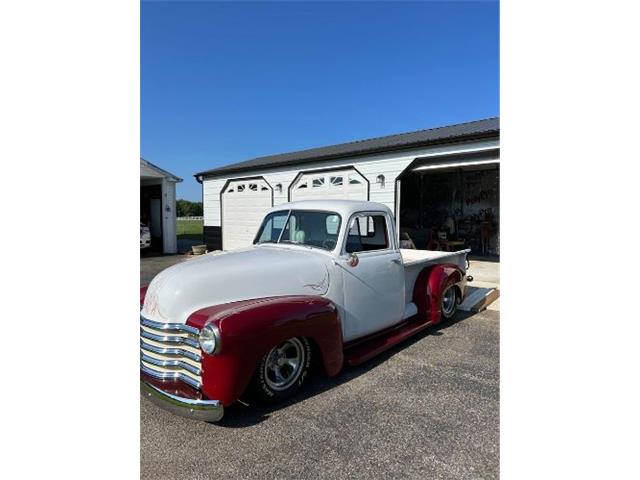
177;219;203;241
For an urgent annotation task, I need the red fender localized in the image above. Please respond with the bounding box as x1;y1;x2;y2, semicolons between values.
412;263;464;325
140;286;148;308
186;296;343;406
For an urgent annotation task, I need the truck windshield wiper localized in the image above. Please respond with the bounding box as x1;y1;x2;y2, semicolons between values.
280;240;315;250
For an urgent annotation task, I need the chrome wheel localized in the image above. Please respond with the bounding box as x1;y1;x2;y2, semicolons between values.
441;286;457;318
263;338;306;392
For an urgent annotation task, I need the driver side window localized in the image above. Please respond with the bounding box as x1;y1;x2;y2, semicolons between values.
345;214;390;253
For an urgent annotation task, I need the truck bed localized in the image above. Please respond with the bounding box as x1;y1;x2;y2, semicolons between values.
400;248;470;304
400;248;470;267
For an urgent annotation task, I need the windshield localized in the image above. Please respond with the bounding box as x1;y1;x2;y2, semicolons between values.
254;210;342;251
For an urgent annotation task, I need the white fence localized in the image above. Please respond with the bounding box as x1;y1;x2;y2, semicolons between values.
177;216;203;221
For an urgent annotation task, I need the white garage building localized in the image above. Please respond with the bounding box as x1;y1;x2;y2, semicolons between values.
196;118;500;258
140;157;182;254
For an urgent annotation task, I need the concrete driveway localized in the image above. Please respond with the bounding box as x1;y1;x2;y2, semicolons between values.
140;255;499;479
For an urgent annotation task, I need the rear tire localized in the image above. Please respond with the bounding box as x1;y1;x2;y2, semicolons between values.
441;285;458;320
249;337;312;403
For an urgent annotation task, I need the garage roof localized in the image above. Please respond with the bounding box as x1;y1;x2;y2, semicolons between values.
141;157;183;182
196;117;499;178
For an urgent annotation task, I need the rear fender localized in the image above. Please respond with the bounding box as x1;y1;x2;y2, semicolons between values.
186;296;343;406
412;264;464;325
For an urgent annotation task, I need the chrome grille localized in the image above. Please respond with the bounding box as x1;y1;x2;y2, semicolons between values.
140;316;202;390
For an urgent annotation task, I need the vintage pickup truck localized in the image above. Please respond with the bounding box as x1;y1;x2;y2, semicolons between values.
140;200;470;422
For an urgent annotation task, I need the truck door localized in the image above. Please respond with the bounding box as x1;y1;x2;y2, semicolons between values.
339;212;405;342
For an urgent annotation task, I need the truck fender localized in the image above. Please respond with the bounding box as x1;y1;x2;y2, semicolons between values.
412;263;464;325
186;296;344;406
140;286;148;308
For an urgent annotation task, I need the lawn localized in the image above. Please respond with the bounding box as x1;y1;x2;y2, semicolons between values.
177;218;203;241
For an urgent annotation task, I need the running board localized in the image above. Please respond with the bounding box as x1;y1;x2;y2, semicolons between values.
344;319;433;367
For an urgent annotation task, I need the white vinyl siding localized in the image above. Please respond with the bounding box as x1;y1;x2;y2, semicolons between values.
161;179;178;254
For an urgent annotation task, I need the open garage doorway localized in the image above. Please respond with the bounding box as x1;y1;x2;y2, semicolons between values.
398;160;499;260
140;184;164;253
140;158;181;255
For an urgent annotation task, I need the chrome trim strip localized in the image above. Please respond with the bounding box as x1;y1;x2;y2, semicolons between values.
140;381;223;422
140;329;200;349
140;339;202;362
140;364;202;390
140;316;200;336
141;353;201;376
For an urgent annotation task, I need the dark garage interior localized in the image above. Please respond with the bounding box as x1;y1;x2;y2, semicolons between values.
140;184;164;253
398;162;499;259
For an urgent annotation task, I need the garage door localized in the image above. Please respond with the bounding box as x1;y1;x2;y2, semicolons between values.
222;178;273;250
290;168;368;202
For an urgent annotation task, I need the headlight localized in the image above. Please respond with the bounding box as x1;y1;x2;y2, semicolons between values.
199;324;221;354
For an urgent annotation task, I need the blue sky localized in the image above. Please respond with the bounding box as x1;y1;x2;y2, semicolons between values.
141;1;499;201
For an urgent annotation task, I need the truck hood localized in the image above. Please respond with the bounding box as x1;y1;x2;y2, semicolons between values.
141;246;330;324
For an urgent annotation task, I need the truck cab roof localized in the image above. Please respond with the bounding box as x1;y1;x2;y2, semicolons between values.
266;200;393;219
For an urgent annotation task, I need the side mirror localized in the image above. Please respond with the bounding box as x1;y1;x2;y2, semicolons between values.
347;252;359;267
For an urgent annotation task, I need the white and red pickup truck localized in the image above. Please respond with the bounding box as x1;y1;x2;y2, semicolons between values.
140;200;471;422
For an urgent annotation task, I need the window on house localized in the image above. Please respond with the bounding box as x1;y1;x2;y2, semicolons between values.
312;177;325;188
330;176;343;186
249;183;258;191
237;184;245;192
349;175;362;185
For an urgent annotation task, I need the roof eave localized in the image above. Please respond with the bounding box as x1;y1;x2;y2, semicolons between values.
194;130;499;180
141;157;183;182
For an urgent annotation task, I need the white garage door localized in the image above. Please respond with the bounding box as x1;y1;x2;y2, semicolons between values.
290;168;368;202
222;178;273;250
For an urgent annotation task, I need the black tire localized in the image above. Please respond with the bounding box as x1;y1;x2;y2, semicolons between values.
249;337;312;403
440;285;459;321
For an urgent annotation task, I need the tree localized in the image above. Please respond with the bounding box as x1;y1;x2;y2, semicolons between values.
191;202;203;216
176;199;203;217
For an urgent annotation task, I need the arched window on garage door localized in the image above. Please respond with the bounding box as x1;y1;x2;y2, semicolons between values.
290;168;368;202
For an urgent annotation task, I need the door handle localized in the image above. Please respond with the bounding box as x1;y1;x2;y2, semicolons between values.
391;258;402;265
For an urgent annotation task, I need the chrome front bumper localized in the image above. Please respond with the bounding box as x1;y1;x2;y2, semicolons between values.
140;381;224;422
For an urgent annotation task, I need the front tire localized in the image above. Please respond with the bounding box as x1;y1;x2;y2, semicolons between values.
440;285;458;320
249;337;312;403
